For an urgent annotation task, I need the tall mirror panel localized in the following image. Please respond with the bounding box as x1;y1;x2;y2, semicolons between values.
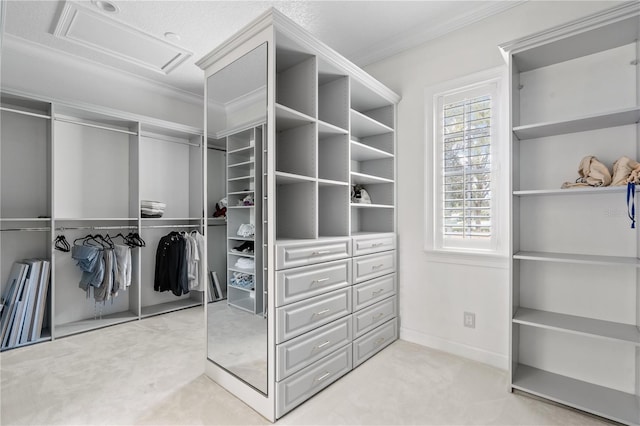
206;43;267;394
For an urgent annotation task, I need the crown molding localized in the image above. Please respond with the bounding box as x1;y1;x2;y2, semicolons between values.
352;0;528;67
498;0;640;55
3;33;203;107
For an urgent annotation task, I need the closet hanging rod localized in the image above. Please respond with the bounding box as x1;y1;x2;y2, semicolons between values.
207;146;226;152
141;224;202;229
1;227;50;232
54;225;139;231
54;117;138;136
140;132;202;148
0;106;51;120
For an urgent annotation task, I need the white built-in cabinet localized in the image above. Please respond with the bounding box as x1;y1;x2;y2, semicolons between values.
0;92;205;348
501;3;640;424
197;9;399;421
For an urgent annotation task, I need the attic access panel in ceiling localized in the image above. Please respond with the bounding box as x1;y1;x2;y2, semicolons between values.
53;1;192;75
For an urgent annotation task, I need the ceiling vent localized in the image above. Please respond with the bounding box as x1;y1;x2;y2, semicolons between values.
53;1;192;75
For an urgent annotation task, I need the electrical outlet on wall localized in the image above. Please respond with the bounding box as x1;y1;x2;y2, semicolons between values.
464;312;476;328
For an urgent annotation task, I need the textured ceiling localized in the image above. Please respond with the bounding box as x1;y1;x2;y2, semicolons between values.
2;0;525;97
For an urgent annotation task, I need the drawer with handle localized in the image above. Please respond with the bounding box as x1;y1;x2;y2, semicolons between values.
352;233;396;256
353;296;396;338
352;251;395;284
353;273;396;311
276;259;351;307
276;287;352;343
276;238;351;270
276;316;352;381
276;344;352;418
353;318;397;368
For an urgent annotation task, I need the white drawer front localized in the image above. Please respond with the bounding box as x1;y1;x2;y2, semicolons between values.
276;287;352;343
353;273;396;311
276;259;351;307
353;318;397;368
276;239;351;270
276;316;352;381
276;344;352;418
353;251;395;283
352;234;396;256
353;296;396;338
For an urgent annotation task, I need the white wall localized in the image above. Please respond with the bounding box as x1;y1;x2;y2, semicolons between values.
364;1;623;369
1;36;203;128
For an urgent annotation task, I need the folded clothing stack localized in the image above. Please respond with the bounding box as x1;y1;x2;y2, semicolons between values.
141;200;166;218
235;257;255;270
230;272;254;290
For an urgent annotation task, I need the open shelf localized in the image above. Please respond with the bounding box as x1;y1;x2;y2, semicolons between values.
276;171;316;184
350;109;393;139
513;251;640;267
228;145;254;155
141;299;201;318
351;203;394;209
318;178;349;187
512;364;639;425
513;186;632;196
513;307;640;346
351;172;394;185
228;175;253;182
318;120;348;136
227;294;255;313
55;311;138;338
228;284;254;292
228;266;256;275
276;103;315;131
350;140;394;161
513;106;640;140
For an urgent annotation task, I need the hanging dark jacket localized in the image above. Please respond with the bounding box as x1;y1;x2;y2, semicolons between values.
154;232;188;296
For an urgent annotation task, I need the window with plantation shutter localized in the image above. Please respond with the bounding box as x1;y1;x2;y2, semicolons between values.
442;94;492;240
431;79;501;253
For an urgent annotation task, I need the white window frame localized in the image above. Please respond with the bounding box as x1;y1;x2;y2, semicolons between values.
424;67;509;265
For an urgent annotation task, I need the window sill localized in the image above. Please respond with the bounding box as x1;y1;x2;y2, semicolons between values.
423;249;509;269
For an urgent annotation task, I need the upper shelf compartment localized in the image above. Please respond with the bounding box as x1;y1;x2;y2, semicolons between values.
504;5;640;72
350;109;394;139
513;106;640;140
276;35;317;119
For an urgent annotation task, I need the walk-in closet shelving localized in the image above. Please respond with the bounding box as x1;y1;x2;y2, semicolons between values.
0;90;205;348
349;80;396;236
226;125;264;314
500;4;640;424
207;139;228;300
1;94;52;348
198;10;399;420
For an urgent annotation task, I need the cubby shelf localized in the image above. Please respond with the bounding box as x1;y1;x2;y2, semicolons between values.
513;106;640;140
512;365;639;425
350;109;393;138
228;160;254;168
350;203;394;209
228;267;256;275
318;178;349;187
228;175;254;182
228;146;254;155
275;171;316;184
351;171;393;185
350;140;394;161
513;307;640;346
318;120;348;136
276;103;315;131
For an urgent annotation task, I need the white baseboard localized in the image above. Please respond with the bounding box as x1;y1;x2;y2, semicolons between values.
400;327;508;370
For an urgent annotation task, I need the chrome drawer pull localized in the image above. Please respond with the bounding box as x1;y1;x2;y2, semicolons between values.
313;340;331;351
314;371;331;383
371;264;384;270
311;277;330;286
311;250;332;256
373;312;385;321
374;337;386;347
371;242;383;247
371;288;384;296
314;308;331;317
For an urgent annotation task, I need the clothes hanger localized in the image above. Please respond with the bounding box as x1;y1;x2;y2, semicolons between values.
54;235;71;252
